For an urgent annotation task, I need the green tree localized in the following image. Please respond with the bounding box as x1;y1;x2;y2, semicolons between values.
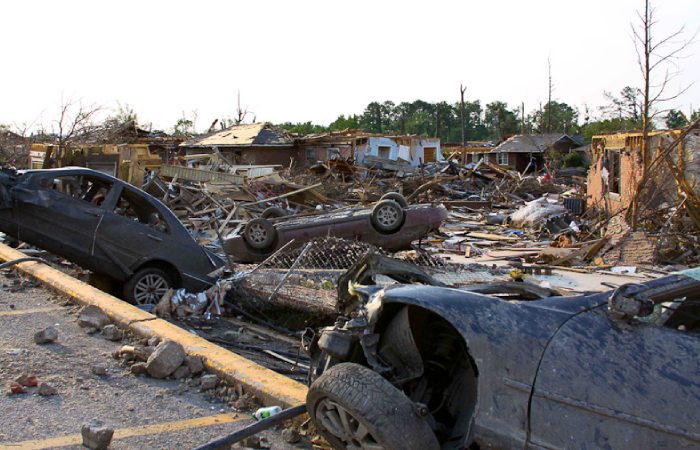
485;101;519;140
434;101;457;142
104;102;138;128
601;87;642;122
277;121;327;135
528;102;579;134
392;102;413;134
359;102;385;133
580;118;646;142
665;109;688;129
328;114;360;131
173;117;195;137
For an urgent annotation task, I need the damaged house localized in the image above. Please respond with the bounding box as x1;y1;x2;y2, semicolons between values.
586;124;700;265
0;129;29;166
355;135;443;167
27;121;181;185
298;130;444;168
180;123;297;167
489;133;584;172
297;129;364;166
587;127;700;217
443;141;497;165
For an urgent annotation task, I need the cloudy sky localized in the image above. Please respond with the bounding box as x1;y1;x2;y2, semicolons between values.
2;0;699;133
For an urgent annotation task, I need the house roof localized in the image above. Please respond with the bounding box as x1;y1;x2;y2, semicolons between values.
491;134;581;154
0;129;27;146
181;123;294;148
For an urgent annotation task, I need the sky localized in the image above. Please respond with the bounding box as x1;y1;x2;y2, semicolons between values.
1;0;699;134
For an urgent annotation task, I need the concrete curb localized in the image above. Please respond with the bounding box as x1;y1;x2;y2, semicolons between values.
0;243;308;408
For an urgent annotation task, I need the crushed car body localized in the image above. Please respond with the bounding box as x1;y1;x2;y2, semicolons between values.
224;193;448;263
0;167;225;304
304;257;700;450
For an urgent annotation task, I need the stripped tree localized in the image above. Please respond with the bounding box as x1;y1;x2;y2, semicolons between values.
43;98;102;169
628;0;697;227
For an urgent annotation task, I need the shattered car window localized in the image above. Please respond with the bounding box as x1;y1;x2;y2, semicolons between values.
114;187;168;233
635;292;700;332
50;175;112;204
652;296;700;332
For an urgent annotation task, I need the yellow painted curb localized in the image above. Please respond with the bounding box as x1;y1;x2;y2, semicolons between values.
0;243;307;408
4;412;247;449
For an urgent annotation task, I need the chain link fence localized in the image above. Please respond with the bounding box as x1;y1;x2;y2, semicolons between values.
227;237;503;329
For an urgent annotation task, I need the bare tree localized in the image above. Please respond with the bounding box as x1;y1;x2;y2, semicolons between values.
43;98;102;168
546;57;554;133
633;0;696;164
218;91;253;129
234;91;249;125
628;0;697;226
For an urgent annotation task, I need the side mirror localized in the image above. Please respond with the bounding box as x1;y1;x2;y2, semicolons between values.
608;283;654;321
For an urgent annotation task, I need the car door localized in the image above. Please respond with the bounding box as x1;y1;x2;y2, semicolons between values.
94;184;170;276
13;173;108;266
528;303;700;449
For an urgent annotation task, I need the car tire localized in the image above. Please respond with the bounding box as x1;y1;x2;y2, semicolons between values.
380;192;408;208
370;200;405;233
261;207;287;219
123;267;173;305
307;363;439;450
243;218;276;250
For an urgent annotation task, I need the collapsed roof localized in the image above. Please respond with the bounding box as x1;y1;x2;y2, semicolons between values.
181;123;294;148
492;134;583;154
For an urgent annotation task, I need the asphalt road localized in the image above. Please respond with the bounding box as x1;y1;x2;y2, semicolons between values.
0;270;312;450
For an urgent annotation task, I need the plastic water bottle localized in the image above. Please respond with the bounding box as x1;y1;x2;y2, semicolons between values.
253;406;282;420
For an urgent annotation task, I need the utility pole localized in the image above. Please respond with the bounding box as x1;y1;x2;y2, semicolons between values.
521;102;525;134
547;57;553;133
460;84;467;146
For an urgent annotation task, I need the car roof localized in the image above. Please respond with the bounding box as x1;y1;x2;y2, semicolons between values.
21;167;123;183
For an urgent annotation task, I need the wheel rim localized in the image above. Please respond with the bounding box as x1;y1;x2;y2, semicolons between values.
316;398;383;450
246;222;269;245
133;274;169;305
376;205;399;228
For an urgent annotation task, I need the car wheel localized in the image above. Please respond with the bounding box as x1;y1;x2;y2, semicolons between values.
370;200;405;233
123;267;173;305
380;192;408;208
261;207;287;219
243;218;276;250
307;363;439;450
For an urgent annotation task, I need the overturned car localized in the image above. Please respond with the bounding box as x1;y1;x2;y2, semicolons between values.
224;193;448;263
0;167;225;304
304;256;700;449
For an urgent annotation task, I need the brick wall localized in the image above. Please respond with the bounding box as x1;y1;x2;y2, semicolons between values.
587;137;646;214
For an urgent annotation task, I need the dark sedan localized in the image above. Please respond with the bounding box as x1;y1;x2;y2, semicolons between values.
224;193;448;263
0;167;225;304
304;264;700;449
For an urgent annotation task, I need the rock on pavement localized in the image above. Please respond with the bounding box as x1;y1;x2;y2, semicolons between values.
146;340;185;379
77;305;111;330
38;382;58;396
81;420;114;450
33;326;58;344
200;374;218;391
184;355;204;375
100;324;123;341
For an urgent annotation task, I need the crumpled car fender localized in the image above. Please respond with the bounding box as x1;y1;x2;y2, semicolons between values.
13;185;53;208
365;284;586;447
